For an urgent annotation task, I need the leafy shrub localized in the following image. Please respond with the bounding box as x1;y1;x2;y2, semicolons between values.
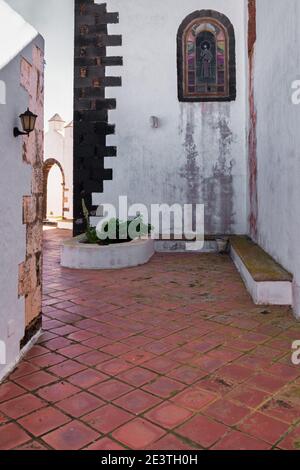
81;199;152;245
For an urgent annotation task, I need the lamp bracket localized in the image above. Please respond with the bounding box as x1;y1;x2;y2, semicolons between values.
13;128;29;138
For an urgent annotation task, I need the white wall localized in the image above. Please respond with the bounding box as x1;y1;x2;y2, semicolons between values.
254;0;300;316
94;0;247;235
45;119;73;219
47;164;63;218
0;35;43;381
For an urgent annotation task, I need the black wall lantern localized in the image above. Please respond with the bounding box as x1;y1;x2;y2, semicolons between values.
14;108;38;137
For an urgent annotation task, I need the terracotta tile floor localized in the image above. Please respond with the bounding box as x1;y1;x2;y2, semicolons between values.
1;229;300;450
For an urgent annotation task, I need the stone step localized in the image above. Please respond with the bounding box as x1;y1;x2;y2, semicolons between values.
230;236;292;305
57;219;73;230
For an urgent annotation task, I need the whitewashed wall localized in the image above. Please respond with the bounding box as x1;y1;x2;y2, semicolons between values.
45;118;73;219
0;17;43;380
254;0;300;316
47;165;63;217
94;0;247;235
0;51;29;381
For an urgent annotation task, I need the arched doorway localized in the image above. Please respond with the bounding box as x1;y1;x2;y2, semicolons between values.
43;159;66;221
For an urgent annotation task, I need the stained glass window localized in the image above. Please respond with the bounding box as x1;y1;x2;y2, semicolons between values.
178;11;236;102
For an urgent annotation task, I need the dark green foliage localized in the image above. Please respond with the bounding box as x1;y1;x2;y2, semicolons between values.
81;199;152;245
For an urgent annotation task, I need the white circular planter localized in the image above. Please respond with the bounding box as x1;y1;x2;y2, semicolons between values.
61;235;155;270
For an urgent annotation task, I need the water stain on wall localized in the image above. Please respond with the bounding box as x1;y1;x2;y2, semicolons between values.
180;105;201;205
180;103;236;234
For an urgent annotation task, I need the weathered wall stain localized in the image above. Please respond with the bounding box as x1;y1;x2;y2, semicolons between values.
248;0;258;240
180;103;236;234
204;113;235;234
180;105;201;205
98;1;247;236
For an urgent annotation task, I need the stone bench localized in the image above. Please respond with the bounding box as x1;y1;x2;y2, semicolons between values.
230;236;293;305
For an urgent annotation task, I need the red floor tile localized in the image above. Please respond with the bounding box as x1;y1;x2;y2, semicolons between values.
144;340;175;355
277;424;300;450
37;381;80;403
9;362;40;380
68;330;97;342
228;385;270;408
117;367;157;387
216;363;254;383
239;412;290;445
85;438;125;450
121;350;155;366
57;392;104;418
191;354;227;373
89;379;133;401
203;399;250;426
25;345;49;359
0;393;45;419
42;420;99;450
18;407;71;436
145;402;193;429
197;376;235;396
76;350;111;366
48;360;87;378
18;440;48;450
45;337;73;351
112;419;166;450
57;344;92;359
30;352;66;368
98;358;133;376
0;411;8;425
149;434;196;450
0;381;26;403
177;414;229;448
246;374;287;393
83;404;133;433
2;229;299;451
143;377;185;399
101;342;133;356
267;363;300;381
164;348;195;364
0;423;30;450
167;365;207;384
115;389;161;415
82;336;112;349
68;369;108;388
212;430;271;450
51;325;79;337
259;397;300;424
171;386;218;411
14;371;57;391
143;357;179;374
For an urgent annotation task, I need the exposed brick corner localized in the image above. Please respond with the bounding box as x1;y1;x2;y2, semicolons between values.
18;44;44;346
73;0;122;235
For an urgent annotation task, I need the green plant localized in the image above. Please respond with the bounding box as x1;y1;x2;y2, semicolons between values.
98;216;152;245
81;199;153;245
98;216;153;245
82;198;99;244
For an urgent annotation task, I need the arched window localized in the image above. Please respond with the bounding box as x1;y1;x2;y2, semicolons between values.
177;10;236;102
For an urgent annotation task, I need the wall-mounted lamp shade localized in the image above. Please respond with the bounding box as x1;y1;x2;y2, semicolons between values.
14;108;38;137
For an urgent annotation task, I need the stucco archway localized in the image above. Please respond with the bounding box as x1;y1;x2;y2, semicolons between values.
43;158;66;221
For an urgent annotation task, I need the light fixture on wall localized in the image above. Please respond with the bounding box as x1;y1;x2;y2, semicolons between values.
13;108;37;137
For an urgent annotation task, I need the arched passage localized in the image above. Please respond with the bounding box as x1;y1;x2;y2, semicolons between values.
43;158;66;221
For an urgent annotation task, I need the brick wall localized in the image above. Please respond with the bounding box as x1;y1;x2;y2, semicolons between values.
73;0;122;235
